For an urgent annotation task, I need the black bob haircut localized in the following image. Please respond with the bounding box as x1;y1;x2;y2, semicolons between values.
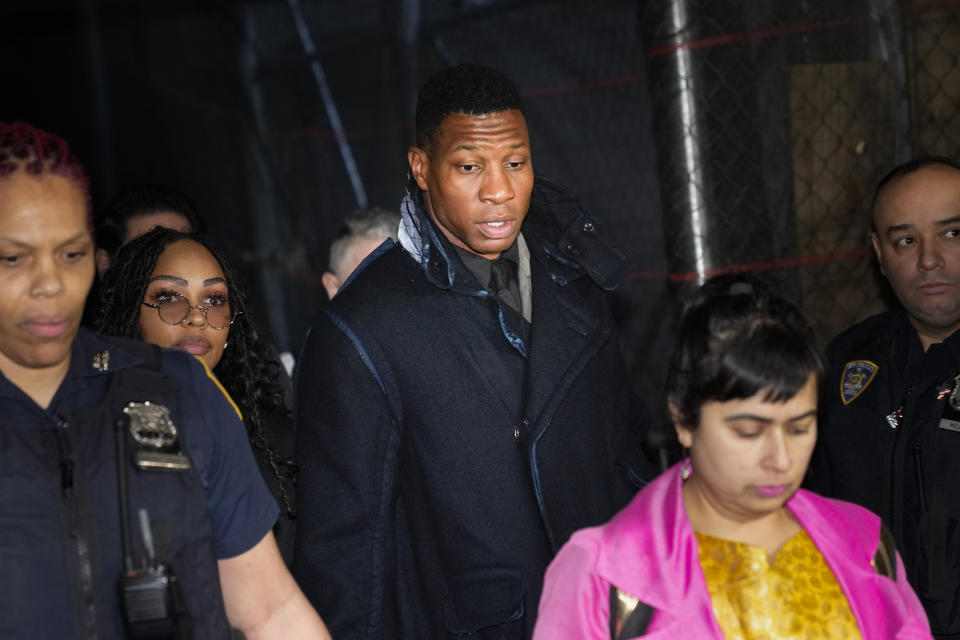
415;62;525;150
665;275;823;430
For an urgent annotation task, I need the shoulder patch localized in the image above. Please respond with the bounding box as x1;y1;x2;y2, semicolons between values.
841;360;878;405
193;355;243;421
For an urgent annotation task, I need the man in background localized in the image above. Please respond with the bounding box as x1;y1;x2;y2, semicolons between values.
321;207;400;299
95;184;205;276
812;157;960;638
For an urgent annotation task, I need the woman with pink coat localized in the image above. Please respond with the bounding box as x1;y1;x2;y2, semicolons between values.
533;276;931;639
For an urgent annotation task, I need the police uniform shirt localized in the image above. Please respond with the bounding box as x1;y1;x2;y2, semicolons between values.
0;328;279;637
814;309;960;636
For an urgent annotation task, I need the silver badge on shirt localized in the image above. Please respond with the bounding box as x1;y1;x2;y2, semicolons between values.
938;372;960;433
124;401;191;471
950;372;960;412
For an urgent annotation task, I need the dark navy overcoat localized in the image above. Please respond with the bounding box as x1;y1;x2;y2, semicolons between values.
293;177;652;639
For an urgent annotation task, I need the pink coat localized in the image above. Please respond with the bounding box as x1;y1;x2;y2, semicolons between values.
533;462;932;639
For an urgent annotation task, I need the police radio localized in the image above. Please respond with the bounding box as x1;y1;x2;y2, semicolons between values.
115;406;188;639
119;510;183;636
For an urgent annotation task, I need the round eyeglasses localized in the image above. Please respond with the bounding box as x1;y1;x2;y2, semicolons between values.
142;294;238;330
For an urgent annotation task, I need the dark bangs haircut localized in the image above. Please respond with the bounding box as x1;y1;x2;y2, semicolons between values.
666;275;823;430
415;62;525;150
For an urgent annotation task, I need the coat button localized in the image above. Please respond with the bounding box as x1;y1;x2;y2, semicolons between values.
513;425;520;440
583;221;594;232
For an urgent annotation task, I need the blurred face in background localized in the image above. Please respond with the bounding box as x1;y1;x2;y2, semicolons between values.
138;239;232;370
96;210;195;277
0;173;94;378
322;234;390;299
123;211;193;245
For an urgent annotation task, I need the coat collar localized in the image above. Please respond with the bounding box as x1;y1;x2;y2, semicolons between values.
595;463;902;637
0;328;146;409
887;307;960;383
397;174;628;434
596;462;721;631
397;173;633;295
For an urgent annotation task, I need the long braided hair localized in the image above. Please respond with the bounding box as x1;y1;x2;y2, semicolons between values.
93;227;296;516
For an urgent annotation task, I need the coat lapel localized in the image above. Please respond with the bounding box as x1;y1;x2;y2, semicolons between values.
523;246;609;439
446;292;528;421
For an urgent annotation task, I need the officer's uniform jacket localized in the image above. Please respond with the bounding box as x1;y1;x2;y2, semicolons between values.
0;329;277;639
812;309;960;638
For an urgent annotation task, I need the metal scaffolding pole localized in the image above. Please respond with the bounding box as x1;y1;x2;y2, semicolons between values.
239;7;292;353
287;0;368;209
642;0;797;294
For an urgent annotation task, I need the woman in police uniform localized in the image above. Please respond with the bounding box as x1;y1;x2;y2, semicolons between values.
0;120;328;638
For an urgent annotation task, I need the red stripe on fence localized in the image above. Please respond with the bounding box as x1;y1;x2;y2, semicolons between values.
647;0;960;59
629;245;873;283
244;244;875;287
521;72;647;98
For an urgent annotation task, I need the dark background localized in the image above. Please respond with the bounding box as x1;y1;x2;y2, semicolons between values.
5;0;959;447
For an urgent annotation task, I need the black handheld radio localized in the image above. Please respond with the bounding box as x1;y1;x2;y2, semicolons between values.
115;409;187;639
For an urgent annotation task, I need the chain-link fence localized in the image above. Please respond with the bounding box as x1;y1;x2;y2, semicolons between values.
641;0;960;347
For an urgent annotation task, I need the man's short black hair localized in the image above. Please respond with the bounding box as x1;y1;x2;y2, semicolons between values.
871;156;960;224
415;63;525;150
96;184;206;255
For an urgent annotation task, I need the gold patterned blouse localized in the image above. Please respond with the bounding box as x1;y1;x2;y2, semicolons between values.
694;530;862;639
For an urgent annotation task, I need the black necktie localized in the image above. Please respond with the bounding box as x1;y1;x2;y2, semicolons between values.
489;257;521;315
489;257;515;297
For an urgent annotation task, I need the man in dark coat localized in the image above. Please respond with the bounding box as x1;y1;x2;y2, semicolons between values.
293;63;652;639
811;156;960;638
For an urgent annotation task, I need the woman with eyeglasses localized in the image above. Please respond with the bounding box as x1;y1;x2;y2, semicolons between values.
94;226;298;565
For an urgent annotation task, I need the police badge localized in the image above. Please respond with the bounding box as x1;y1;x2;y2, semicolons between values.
939;372;960;433
840;360;879;405
950;372;960;412
124;401;191;470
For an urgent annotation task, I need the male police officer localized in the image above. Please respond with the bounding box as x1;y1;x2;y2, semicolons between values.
814;157;960;638
0;121;330;638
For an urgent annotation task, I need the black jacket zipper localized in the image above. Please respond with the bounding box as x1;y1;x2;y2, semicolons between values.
56;416;99;639
889;385;914;544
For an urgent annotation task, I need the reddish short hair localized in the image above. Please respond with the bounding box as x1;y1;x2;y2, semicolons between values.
0;121;93;225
